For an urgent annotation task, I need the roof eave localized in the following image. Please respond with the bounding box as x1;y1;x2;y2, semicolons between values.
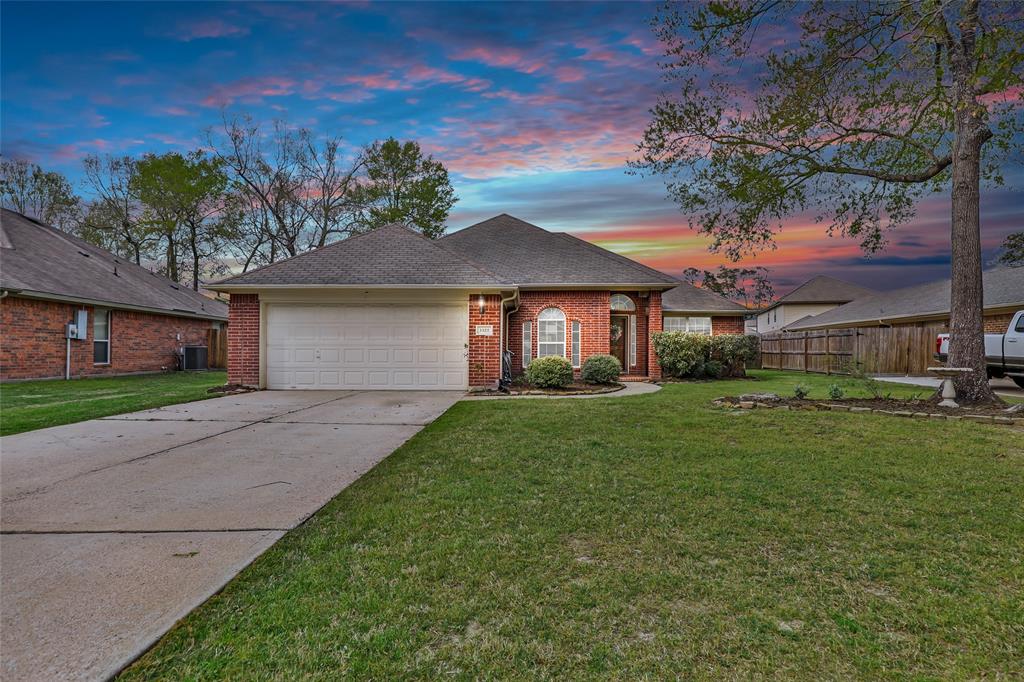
5;289;228;321
208;283;510;293
786;301;1024;330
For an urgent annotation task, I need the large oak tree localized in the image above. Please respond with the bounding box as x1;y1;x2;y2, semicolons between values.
635;0;1023;402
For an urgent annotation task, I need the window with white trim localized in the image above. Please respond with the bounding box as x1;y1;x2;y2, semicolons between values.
93;309;111;364
537;307;566;358
522;321;532;366
629;315;637;368
571;321;581;368
663;316;713;335
610;294;636;311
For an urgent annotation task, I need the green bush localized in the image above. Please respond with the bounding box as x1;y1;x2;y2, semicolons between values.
653;331;757;379
581;354;622;384
827;383;844;400
710;334;759;377
651;332;712;378
525;355;574;388
794;383;810;400
704;359;725;379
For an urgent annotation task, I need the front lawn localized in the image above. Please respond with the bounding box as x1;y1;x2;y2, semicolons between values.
123;371;1022;679
0;371;227;436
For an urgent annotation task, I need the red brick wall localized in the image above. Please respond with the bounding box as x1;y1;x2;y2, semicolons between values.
983;312;1016;333
468;294;502;388
507;291;611;377
227;293;260;387
1;295;215;381
711;316;745;335
647;290;662;380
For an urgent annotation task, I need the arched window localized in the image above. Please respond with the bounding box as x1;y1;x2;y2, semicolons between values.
610;294;636;311
537;307;566;358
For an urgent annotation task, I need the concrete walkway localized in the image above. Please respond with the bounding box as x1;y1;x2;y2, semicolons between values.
0;390;461;681
873;375;1023;399
463;381;662;400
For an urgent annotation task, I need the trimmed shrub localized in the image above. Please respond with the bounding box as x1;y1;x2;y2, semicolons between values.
651;331;712;378
581;354;621;384
827;383;844;400
653;331;757;379
525;355;574;388
704;359;725;379
793;383;810;399
710;334;759;377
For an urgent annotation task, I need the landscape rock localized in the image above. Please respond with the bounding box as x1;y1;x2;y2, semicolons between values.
739;393;780;402
738;401;755;409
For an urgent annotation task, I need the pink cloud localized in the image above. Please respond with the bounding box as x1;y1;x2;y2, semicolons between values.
173;18;249;42
553;66;585;83
157;105;194;117
449;45;545;74
201;76;297;107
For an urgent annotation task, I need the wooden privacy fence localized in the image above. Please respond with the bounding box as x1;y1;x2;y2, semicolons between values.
207;328;228;369
760;322;948;376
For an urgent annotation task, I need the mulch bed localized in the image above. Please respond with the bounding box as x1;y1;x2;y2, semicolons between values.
474;382;625;397
207;383;257;395
713;394;1023;425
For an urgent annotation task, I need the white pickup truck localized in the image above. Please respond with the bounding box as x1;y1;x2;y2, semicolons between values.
935;310;1024;388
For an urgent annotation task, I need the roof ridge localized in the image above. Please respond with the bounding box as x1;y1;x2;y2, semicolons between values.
554;231;678;283
391;221;512;284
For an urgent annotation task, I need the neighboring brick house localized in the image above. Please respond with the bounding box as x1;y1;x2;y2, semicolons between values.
210;214;751;390
0;209;228;381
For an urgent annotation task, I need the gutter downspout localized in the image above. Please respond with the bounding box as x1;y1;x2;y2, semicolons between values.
498;290;519;388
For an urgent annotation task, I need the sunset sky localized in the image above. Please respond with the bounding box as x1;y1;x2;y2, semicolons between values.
2;1;1020;294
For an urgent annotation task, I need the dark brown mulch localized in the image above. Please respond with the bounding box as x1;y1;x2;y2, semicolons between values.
717;395;1016;417
475;382;625;396
207;383;257;395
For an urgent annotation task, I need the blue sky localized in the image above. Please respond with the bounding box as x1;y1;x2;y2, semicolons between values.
2;1;1020;293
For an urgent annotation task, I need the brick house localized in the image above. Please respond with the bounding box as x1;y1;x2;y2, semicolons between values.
0;209;228;381
210;214;747;390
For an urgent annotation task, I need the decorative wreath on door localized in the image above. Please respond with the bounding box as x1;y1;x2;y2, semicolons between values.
610;326;624;342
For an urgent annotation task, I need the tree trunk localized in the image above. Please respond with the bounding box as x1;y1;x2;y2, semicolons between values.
946;60;997;403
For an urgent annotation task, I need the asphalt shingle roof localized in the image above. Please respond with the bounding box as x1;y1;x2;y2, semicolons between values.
213;222;508;287
768;275;875;310
785;267;1024;330
440;214;679;287
661;283;748;314
0;209;227;320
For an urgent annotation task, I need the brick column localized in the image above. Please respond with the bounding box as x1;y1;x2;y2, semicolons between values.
468;294;502;388
647;290;662;380
228;293;260;387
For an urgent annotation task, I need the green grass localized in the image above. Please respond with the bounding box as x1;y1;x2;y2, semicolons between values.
0;371;227;436
122;370;1023;680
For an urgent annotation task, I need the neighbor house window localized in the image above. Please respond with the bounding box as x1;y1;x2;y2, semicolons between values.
571;321;581;368
537;307;566;358
663;316;713;335
93;309;110;364
522;321;532;366
610;294;636;311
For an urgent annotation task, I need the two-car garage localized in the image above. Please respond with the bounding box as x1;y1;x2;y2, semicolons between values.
265;300;469;390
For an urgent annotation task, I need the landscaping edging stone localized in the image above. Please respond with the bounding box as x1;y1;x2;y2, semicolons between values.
711;398;1024;427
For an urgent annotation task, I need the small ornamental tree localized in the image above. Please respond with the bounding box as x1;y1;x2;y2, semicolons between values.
635;0;1024;403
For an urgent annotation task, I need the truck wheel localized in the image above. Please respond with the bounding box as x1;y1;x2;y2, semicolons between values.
1013;376;1024;389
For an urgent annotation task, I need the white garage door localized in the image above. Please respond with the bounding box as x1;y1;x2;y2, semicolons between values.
266;303;468;390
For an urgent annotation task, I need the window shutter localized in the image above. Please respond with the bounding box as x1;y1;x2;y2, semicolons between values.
522;321;532;366
571;321;581;368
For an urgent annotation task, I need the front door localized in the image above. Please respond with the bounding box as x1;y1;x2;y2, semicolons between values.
610;315;628;370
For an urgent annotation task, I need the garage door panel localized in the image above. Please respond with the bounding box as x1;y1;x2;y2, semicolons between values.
267;303;468;390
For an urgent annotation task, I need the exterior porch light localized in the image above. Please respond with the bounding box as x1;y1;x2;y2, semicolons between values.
478;295;486;314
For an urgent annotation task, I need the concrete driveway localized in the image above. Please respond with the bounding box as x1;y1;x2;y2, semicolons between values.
874;375;1024;399
1;389;461;681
